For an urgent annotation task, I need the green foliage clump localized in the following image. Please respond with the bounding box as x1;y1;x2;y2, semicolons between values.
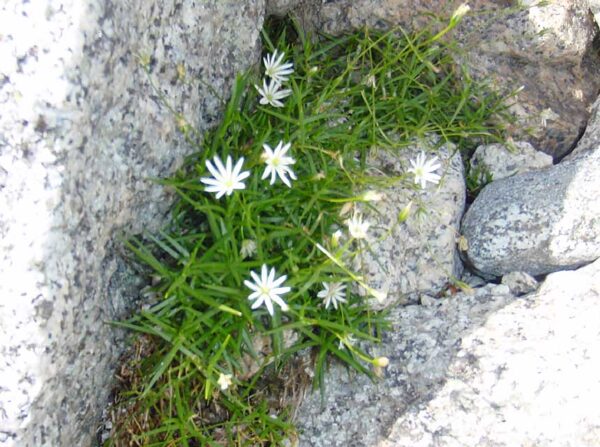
106;13;509;447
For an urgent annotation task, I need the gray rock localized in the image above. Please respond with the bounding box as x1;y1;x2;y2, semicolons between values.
296;259;600;447
381;259;600;447
266;0;298;16
288;0;600;159
0;1;264;446
566;94;600;160
460;270;488;289
296;282;516;446
461;142;600;277
471;141;553;180
502;271;539;296
356;140;465;307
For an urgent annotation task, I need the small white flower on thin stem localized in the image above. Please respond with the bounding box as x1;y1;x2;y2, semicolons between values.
200;155;250;199
255;79;292;108
318;282;347;310
263;49;294;84
217;373;233;391
407;152;442;189
240;239;257;259
346;214;370;239
244;264;291;317
261;140;297;187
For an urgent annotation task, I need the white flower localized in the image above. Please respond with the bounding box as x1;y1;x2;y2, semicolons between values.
346;214;370;239
263;49;294;84
217;373;233;391
244;264;291;316
200;155;250;199
255;79;292;108
318;282;347;310
240;239;257;259
261;140;297;187
407;152;442;189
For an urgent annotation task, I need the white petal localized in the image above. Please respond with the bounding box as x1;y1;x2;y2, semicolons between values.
264;297;274;316
271;286;291;295
271;274;287;287
267;267;276;286
250;270;262;285
244;279;260;292
232;156;245;177
237;170;250;181
251;295;265;309
200;177;221;186
260;264;269;282
205;159;222;179
262;165;273;180
271;295;289;311
213;156;227;176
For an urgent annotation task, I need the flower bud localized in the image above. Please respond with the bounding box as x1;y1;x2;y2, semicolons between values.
361;190;384;202
331;230;343;248
373;356;390;368
451;3;471;23
398;201;413;223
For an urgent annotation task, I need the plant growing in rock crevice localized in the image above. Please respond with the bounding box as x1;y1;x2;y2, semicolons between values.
105;7;509;446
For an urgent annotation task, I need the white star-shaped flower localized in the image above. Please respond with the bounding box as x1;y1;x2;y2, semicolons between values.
407;152;441;189
346;214;370;239
200;155;250;199
255;78;292;108
244;264;291;317
318;282;347;310
261;140;297;187
263;50;294;84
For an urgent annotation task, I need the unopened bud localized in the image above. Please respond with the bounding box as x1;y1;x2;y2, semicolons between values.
361;190;384;202
373;356;390;368
331;230;343;248
451;3;471;23
398;201;413;223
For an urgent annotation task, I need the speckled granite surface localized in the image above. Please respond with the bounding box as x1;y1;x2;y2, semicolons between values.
461;97;600;277
0;1;264;445
357;140;465;308
296;259;600;446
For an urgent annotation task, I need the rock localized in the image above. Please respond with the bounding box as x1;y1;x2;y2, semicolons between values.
296;282;517;446
470;141;553;180
460;139;600;277
502;271;539;296
0;1;264;446
381;259;600;447
296;259;600;447
356;139;465;307
266;0;298;16
462;94;600;278
566;94;600;160
288;0;600;159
